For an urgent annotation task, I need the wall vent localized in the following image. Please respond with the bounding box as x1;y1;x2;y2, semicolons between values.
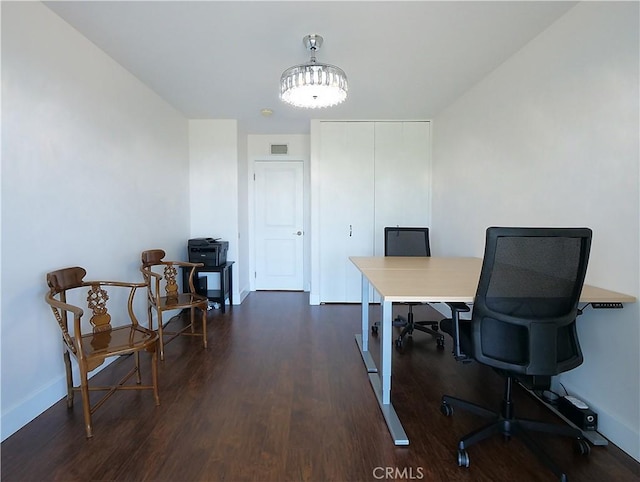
270;144;288;155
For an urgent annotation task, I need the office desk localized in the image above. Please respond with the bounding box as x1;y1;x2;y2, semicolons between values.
350;256;636;445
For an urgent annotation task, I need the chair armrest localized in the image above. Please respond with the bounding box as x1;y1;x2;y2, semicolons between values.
173;262;205;293
84;280;148;289
169;261;205;269
44;292;84;353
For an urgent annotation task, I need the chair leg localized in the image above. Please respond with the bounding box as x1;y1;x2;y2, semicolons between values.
459;419;505;449
518;418;583;438
157;311;165;361
515;422;570;482
134;352;142;384
397;305;445;348
151;348;160;406
79;367;93;439
201;306;208;349
442;395;497;419
147;305;154;331
442;376;582;481
63;349;74;409
397;307;416;344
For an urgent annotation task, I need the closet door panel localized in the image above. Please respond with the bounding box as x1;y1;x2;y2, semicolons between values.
318;122;375;302
374;122;431;256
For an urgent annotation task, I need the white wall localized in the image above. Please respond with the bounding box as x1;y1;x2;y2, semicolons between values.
237;132;250;299
432;2;639;459
1;2;190;440
246;135;311;292
189;120;240;301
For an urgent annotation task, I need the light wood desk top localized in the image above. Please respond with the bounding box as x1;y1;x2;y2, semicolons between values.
349;256;636;304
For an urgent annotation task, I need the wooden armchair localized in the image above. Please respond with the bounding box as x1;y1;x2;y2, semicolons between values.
44;267;160;439
140;249;209;361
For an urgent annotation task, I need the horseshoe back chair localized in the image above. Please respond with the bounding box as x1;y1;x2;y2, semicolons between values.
140;249;209;361
45;266;160;438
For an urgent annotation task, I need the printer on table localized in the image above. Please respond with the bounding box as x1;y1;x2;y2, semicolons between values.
188;238;228;267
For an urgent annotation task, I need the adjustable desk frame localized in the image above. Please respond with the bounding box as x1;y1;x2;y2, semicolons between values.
350;256;636;446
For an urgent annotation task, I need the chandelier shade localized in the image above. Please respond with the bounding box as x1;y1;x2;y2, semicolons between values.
280;35;348;109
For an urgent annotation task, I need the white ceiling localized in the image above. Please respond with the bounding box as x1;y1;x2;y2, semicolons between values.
45;1;578;135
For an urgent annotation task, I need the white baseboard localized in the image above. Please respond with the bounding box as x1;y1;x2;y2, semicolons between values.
1;358;115;442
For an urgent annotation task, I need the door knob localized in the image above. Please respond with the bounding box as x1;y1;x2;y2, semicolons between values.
293;231;303;236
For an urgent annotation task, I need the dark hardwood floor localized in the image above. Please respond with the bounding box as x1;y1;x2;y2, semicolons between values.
2;291;638;481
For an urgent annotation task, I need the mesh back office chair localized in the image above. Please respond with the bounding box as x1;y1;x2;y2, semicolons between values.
377;227;444;349
440;227;592;481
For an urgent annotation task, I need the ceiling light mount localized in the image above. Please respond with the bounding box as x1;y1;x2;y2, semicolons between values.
280;34;348;109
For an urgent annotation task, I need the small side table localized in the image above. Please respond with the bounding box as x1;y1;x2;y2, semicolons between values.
182;262;234;313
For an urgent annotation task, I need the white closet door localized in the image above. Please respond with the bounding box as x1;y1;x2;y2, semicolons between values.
374;122;431;255
318;122;375;302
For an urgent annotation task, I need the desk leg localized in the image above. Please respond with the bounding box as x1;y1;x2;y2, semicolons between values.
355;274;377;373
380;300;392;404
228;265;233;306
219;267;226;314
367;299;408;445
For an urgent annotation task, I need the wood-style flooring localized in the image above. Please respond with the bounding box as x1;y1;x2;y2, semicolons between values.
2;291;638;481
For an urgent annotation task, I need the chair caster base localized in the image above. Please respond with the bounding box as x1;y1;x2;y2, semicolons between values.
457;449;470;467
441;401;453;416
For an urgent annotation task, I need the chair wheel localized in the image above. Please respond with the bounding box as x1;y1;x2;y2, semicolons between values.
440;401;453;416
395;338;403;349
371;324;378;335
576;438;591;456
457;449;470;467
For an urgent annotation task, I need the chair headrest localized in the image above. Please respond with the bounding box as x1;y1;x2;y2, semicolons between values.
141;249;166;267
46;267;87;292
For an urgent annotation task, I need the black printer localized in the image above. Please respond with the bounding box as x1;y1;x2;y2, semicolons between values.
188;238;228;267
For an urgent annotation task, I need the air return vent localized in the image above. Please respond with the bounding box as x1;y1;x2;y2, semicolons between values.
270;144;288;155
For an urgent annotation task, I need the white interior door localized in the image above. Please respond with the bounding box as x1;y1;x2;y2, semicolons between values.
254;161;304;290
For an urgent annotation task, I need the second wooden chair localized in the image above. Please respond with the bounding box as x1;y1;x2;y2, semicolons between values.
140;249;209;361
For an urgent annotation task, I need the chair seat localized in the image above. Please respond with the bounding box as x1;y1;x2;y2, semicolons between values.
155;293;208;310
80;326;158;371
81;325;158;356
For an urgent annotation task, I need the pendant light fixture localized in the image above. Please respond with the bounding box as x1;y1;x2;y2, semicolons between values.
280;34;348;109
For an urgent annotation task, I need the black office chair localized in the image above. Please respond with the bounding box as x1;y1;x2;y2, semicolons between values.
439;227;592;481
373;227;444;349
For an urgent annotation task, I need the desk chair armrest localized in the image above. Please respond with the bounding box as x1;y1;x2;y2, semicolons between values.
446;302;471;362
